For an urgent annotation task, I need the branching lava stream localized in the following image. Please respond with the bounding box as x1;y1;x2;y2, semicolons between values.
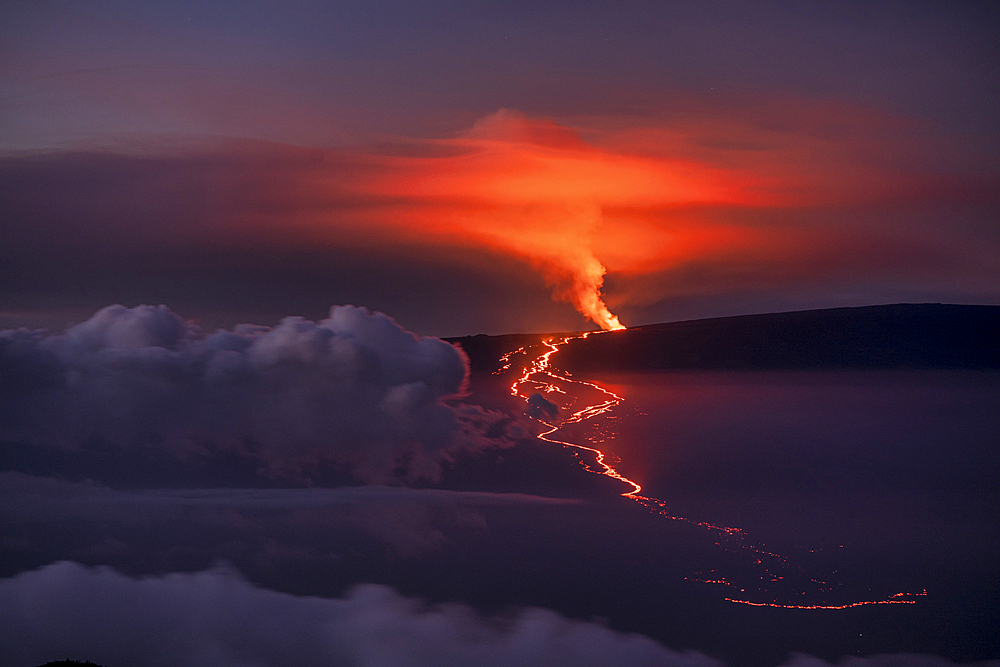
497;331;926;609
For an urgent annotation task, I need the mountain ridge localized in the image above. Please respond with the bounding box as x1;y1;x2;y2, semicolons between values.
447;303;1000;372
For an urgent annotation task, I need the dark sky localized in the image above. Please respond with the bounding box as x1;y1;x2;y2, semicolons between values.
2;0;998;335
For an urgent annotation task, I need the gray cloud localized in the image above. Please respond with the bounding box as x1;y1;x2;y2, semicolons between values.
2;562;995;667
0;472;579;557
0;561;720;667
0;473;579;515
0;304;513;482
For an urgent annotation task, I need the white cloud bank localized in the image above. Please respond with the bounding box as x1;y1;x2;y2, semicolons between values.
0;304;511;482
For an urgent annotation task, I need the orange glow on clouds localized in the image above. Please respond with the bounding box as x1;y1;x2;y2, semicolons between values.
275;103;981;328
319;109;782;329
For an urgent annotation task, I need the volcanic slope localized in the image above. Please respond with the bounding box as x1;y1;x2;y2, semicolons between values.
448;304;1000;373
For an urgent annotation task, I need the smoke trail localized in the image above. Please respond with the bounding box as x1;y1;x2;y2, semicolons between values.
375;111;632;330
464;111;627;330
535;205;625;331
572;255;625;331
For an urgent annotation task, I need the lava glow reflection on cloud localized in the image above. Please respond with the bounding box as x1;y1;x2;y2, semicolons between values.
290;102;976;330
351;108;749;329
6;100;992;334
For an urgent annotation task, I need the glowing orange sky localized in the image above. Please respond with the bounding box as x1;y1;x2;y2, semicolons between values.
5;99;993;336
285;111;756;328
276;104;969;330
3;0;997;338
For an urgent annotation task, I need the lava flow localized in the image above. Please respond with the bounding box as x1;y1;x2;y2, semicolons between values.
499;331;925;609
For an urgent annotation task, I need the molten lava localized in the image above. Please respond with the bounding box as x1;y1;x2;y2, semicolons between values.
499;332;925;609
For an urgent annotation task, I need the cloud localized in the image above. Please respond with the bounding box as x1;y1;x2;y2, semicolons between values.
323;105;997;327
0;304;513;483
0;471;582;520
0;472;580;558
352;108;741;330
2;104;997;334
2;562;996;667
0;561;719;667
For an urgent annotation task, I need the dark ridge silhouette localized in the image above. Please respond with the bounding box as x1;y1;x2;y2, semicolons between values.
448;304;1000;372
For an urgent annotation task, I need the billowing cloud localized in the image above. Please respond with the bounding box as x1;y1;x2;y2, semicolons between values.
0;304;512;482
2;562;995;667
0;561;719;667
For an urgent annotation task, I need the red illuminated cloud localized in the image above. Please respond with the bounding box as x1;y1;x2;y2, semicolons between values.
7;101;992;332
298;109;788;330
285;104;967;329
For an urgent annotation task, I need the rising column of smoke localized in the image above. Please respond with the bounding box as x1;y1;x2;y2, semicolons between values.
381;110;630;331
472;111;626;331
534;203;625;331
572;253;625;331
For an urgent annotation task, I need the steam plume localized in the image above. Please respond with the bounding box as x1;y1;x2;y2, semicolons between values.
546;208;625;331
459;110;627;330
362;110;643;330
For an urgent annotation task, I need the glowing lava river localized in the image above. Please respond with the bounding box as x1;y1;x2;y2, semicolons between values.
497;331;926;610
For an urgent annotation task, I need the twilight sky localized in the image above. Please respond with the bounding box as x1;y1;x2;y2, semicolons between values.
2;0;998;335
4;5;1000;663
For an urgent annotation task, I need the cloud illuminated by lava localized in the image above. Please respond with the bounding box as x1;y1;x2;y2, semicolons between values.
311;109;780;330
289;103;962;330
5;99;994;333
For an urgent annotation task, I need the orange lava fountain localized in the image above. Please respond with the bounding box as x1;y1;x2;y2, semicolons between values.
499;332;926;609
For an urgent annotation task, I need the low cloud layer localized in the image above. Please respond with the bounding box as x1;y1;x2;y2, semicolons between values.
0;472;579;559
0;561;716;667
2;562;994;667
0;304;511;482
